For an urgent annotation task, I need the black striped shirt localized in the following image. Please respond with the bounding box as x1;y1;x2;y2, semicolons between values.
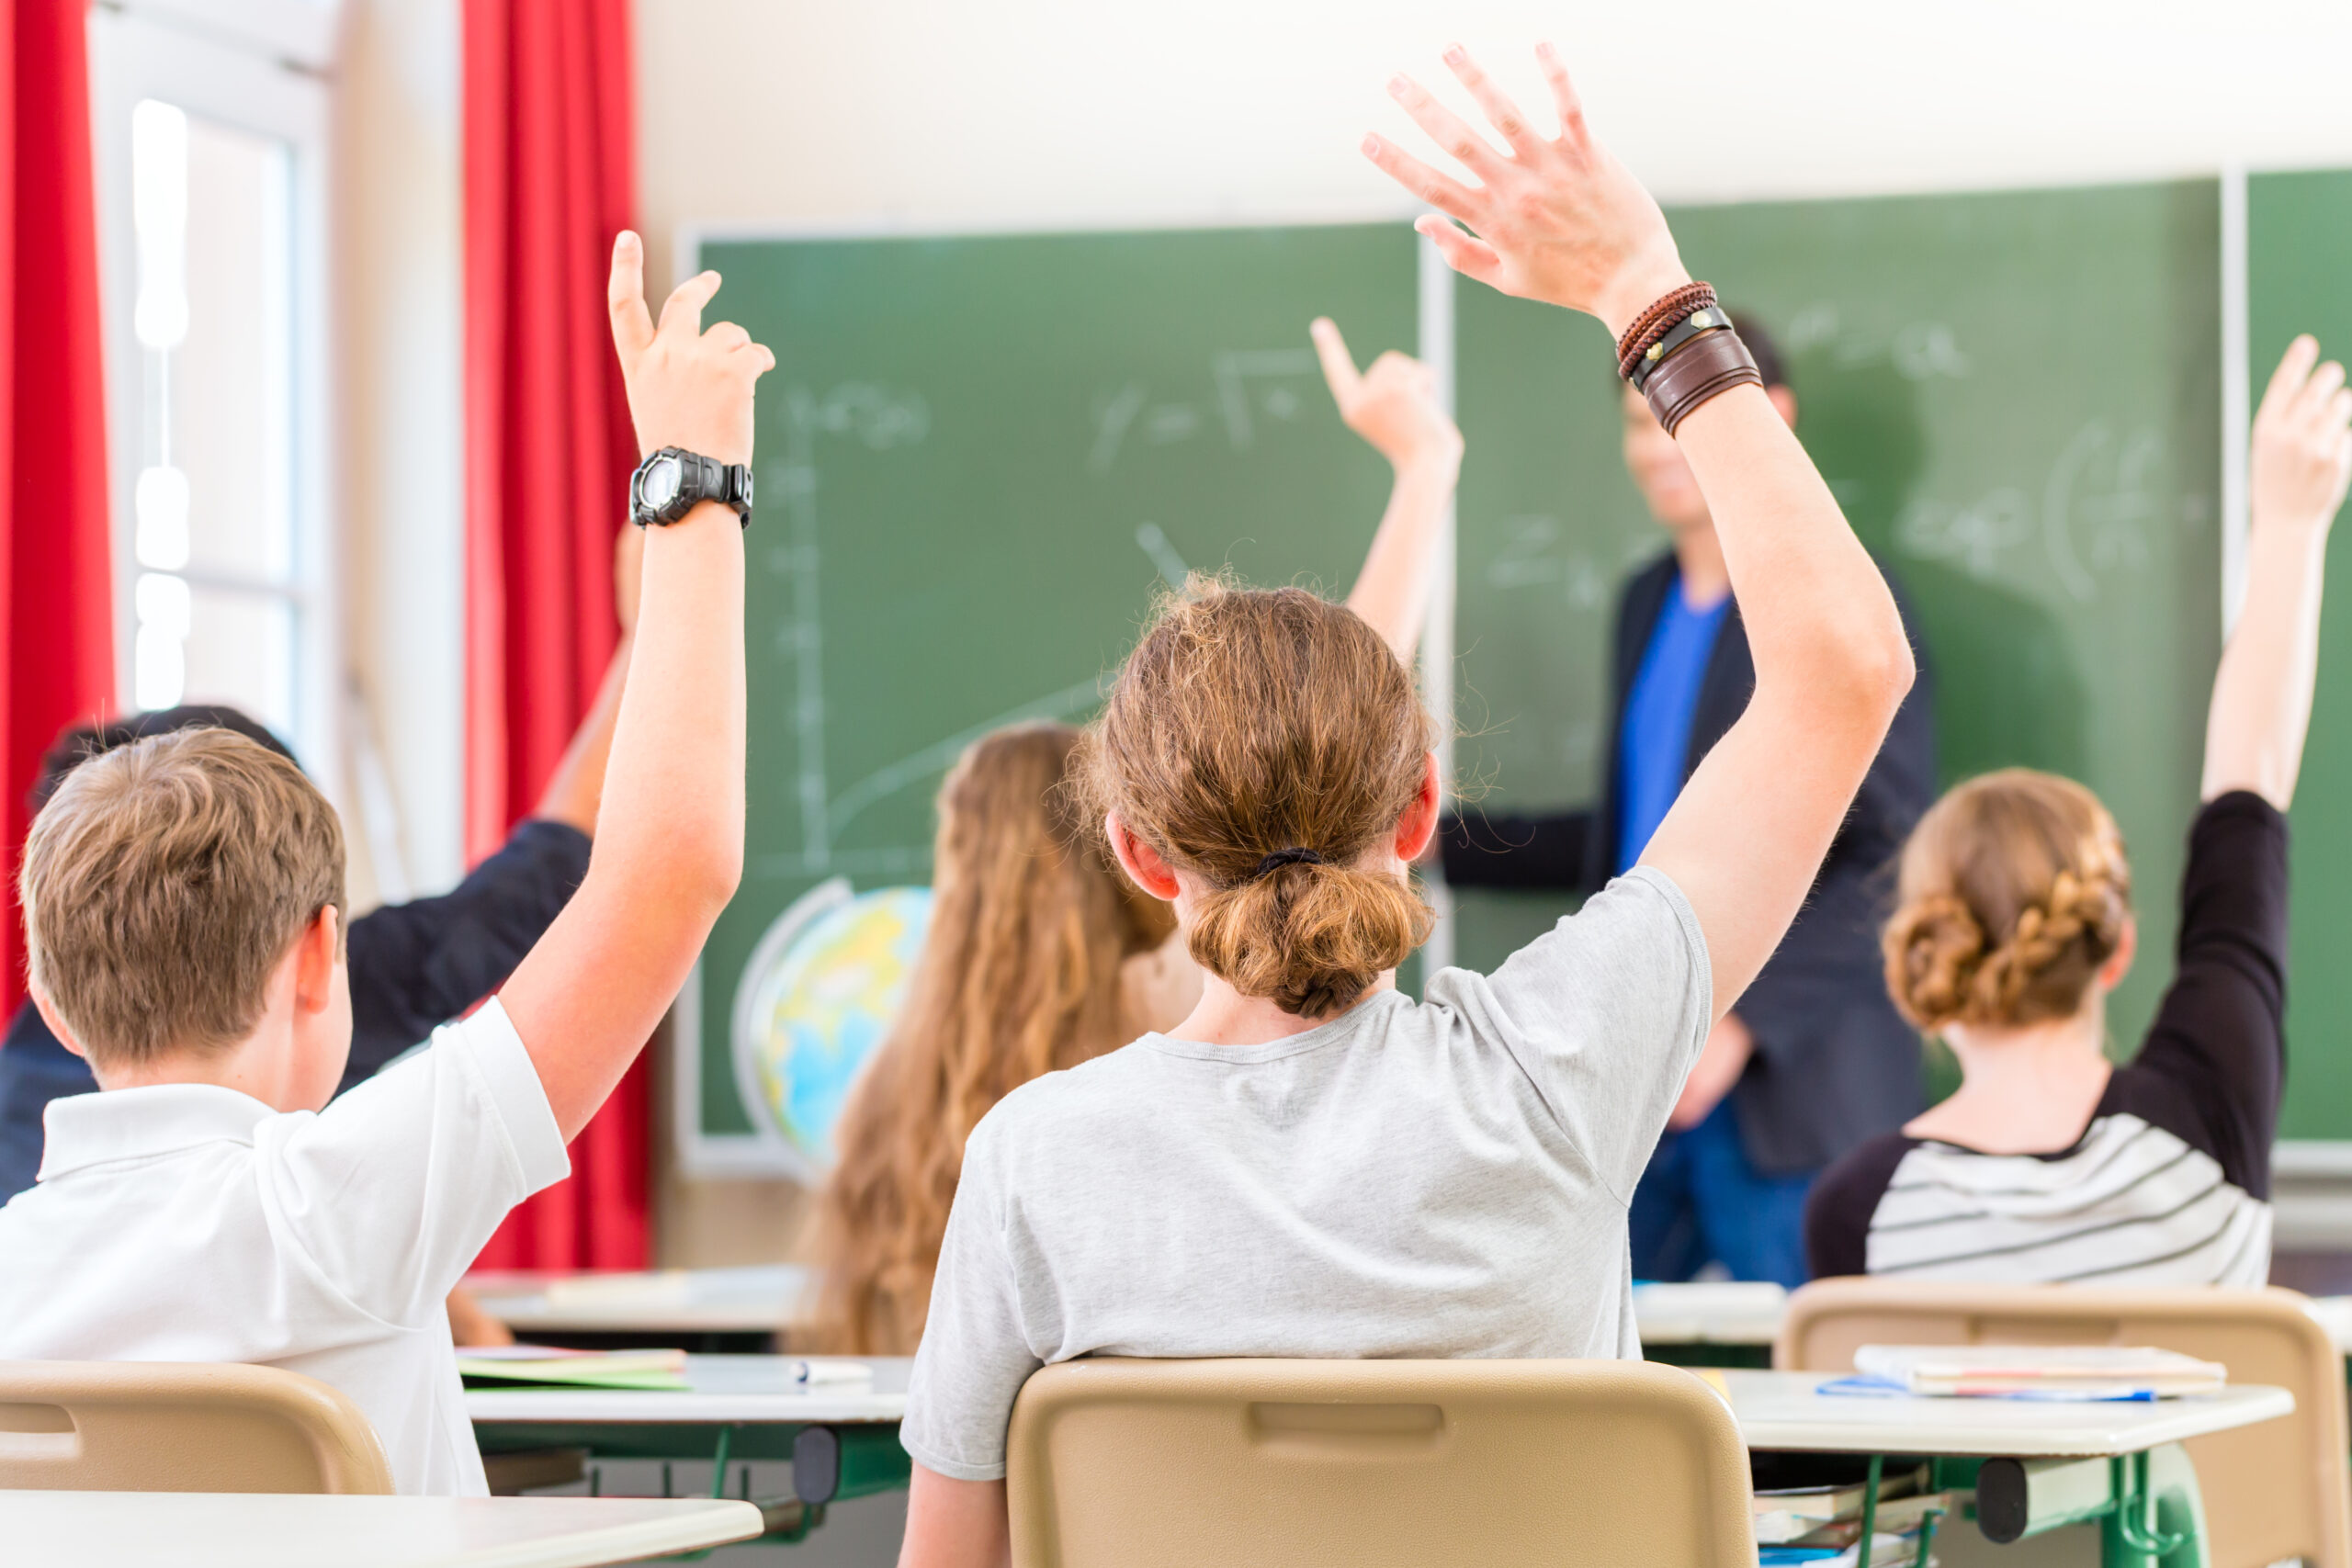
1804;794;2287;1286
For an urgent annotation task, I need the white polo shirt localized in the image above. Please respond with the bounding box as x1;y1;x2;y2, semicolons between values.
0;998;568;1495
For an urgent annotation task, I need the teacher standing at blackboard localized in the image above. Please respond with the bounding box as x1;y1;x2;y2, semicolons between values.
1441;317;1939;1287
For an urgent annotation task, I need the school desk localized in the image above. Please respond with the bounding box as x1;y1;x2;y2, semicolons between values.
1634;1280;1787;1367
0;1491;763;1568
468;1353;910;1547
1717;1369;2293;1566
466;1264;807;1351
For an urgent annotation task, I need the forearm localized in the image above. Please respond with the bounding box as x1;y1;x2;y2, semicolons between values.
503;504;745;1136
2203;517;2330;808
899;1468;1010;1568
1675;388;1912;710
1345;451;1460;660
531;636;632;833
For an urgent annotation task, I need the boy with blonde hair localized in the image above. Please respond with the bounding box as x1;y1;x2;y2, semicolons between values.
0;232;766;1495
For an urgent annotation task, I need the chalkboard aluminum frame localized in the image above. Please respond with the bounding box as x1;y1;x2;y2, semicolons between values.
666;212;1458;1179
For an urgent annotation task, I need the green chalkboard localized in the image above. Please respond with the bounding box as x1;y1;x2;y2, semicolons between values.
681;223;1421;1159
1450;181;2223;1073
2249;169;2352;1144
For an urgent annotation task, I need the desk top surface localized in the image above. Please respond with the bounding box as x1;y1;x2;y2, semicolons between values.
467;1354;2291;1460
468;1265;807;1333
0;1492;762;1568
466;1353;913;1425
1717;1370;2295;1457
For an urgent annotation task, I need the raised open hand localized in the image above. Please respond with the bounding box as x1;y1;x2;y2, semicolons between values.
606;230;775;467
1363;44;1690;337
1310;317;1462;472
2251;333;2352;536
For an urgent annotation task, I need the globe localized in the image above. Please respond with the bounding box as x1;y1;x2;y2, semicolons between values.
729;880;933;1179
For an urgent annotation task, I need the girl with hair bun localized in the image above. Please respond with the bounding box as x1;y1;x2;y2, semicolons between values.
899;47;1920;1564
1806;334;2352;1285
807;311;1462;1356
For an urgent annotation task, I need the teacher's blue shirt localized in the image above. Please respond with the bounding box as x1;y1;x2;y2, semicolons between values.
1615;581;1732;874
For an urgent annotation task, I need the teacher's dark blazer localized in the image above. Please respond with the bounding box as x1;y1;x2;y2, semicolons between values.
1441;550;1939;1176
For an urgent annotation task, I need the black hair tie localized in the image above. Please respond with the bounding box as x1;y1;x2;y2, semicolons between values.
1250;847;1324;881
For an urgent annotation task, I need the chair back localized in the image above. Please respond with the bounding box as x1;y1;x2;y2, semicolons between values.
0;1360;395;1494
1777;1280;2348;1568
1006;1357;1756;1568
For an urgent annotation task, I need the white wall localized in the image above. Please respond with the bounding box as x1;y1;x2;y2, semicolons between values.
635;0;2352;289
337;0;466;903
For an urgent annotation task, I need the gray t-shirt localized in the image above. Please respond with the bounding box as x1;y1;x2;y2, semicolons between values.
899;865;1711;1482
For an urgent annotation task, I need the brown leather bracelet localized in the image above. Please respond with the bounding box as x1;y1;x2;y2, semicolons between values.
1616;282;1715;378
1644;325;1763;435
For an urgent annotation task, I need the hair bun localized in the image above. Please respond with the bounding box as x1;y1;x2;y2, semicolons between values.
1883;891;1987;1032
1189;858;1431;1019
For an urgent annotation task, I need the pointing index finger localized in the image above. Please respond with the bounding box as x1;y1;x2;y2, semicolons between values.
2257;333;2320;425
1310;317;1363;404
607;231;655;359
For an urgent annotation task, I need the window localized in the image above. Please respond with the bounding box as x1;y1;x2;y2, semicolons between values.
89;1;338;782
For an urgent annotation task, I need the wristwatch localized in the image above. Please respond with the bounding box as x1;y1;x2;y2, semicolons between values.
629;446;753;529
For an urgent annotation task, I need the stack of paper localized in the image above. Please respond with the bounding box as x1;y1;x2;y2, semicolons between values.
1851;1345;2226;1401
456;1347;691;1391
1756;1464;1945;1565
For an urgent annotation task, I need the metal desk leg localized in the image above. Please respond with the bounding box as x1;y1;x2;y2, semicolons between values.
2098;1444;2206;1568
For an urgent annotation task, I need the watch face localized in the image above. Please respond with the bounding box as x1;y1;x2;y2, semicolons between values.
642;456;683;511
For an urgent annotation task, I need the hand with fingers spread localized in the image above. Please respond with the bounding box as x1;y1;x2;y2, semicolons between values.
1363;42;1690;336
1311;317;1462;474
2250;333;2352;536
607;230;775;468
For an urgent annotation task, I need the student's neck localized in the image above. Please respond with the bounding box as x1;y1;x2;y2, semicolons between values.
93;1029;301;1109
1670;521;1731;607
1168;972;1394;1047
1905;1006;2113;1154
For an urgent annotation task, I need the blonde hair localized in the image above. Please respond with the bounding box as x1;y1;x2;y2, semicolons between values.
808;723;1172;1355
1882;768;2132;1032
1075;580;1434;1020
21;728;345;1067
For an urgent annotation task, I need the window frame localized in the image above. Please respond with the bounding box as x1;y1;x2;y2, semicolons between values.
86;2;341;800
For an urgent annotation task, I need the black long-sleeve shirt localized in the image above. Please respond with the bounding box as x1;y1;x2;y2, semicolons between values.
1804;792;2287;1284
0;818;593;1202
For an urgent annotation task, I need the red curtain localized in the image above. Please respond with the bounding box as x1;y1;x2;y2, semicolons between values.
464;0;647;1269
1;0;117;1015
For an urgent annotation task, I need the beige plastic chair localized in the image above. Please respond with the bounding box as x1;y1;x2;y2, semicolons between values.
1006;1357;1756;1568
0;1360;394;1494
1778;1280;2349;1568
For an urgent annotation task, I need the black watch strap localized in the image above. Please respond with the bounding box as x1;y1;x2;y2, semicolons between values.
630;446;755;529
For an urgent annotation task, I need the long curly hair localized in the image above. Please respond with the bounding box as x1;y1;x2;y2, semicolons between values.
1882;768;2133;1032
805;723;1172;1354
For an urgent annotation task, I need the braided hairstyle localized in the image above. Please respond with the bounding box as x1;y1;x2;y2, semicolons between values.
1882;769;2133;1032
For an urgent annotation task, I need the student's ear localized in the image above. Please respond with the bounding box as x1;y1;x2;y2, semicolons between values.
292;907;342;1016
1104;813;1182;903
28;985;87;1062
1394;752;1442;863
2098;915;2138;991
1768;384;1798;430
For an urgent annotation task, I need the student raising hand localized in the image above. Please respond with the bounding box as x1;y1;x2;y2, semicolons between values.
2204;334;2352;809
1314;317;1462;661
1363;42;1688;337
1366;45;1913;1021
499;231;771;1142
